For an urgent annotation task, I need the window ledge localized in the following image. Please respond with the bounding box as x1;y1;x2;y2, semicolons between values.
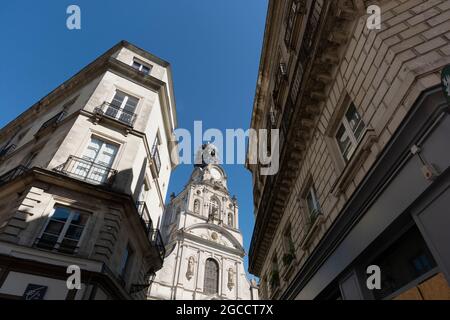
331;128;378;197
281;259;296;281
300;213;325;250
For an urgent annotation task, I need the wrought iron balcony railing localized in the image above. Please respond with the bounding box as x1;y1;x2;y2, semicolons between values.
0;165;29;186
149;228;165;262
136;201;153;231
35;111;66;138
54;155;117;186
0;144;17;158
94;102;137;127
136;201;165;262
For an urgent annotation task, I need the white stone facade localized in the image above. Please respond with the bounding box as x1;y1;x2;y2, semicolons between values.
148;158;258;300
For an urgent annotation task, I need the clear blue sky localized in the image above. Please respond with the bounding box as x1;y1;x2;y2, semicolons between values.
0;1;268;277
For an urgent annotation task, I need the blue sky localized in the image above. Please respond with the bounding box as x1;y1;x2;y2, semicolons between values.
0;1;268;277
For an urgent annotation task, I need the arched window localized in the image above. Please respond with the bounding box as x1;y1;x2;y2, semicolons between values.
209;198;220;219
227;213;233;227
204;259;219;295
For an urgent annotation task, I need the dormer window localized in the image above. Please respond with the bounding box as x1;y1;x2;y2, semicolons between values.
132;58;152;75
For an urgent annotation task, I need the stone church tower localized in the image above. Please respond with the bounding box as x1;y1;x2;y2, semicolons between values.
148;144;258;300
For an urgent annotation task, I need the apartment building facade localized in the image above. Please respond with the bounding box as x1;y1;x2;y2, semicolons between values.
247;0;450;300
0;41;178;300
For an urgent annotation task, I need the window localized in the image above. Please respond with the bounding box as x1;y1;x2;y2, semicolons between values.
209;198;220;221
204;259;219;295
76;137;118;184
368;226;437;300
106;90;139;125
119;244;134;279
282;224;295;261
132;59;152;75
305;185;320;219
36;206;89;254
151;135;161;175
335;103;365;162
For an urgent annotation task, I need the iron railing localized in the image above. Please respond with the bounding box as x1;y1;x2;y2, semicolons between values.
37;111;66;134
54;155;117;186
148;228;165;262
0;165;29;186
0;144;17;158
94;102;137;127
136;201;153;231
136;201;165;261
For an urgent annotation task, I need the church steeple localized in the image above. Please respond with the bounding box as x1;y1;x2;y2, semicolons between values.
148;144;257;300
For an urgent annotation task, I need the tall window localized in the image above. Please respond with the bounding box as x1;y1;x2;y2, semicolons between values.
204;259;219;295
305;185;321;220
106;90;139;125
132;59;152;75
36;206;89;254
119;244;134;279
76;137;118;184
151;134;161;175
335;103;365;162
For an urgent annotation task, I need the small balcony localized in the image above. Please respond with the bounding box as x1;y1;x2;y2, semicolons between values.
0;144;17;159
35;111;66;138
136;201;165;264
94;102;137;127
0;165;29;187
54;155;117;186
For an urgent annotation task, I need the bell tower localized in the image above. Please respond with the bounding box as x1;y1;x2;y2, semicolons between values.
147;144;258;300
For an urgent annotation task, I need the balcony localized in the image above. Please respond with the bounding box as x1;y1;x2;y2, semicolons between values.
54;155;117;186
94;102;137;127
0;144;17;158
136;201;165;264
35;111;66;138
0;165;28;186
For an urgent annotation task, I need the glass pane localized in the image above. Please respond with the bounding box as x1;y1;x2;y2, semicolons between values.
123;96;139;113
141;66;150;74
59;238;78;254
336;124;352;159
44;220;65;235
204;259;219;295
52;207;71;221
37;234;58;250
71;212;89;226
65;225;84;240
111;91;126;108
345;104;365;138
132;61;141;70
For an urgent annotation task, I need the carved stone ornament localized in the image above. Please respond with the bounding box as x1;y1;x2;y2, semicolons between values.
227;268;235;290
186;256;195;280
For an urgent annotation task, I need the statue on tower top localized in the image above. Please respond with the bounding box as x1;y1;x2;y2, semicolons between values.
194;143;220;167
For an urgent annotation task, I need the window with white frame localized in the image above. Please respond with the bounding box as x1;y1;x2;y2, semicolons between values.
132;58;152;75
36;206;89;254
106;90;139;125
335;103;366;162
305;185;321;220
